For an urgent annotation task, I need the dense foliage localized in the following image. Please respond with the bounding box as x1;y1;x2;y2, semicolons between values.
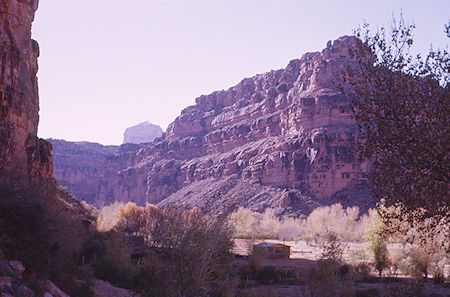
229;204;373;242
95;203;235;297
340;16;449;223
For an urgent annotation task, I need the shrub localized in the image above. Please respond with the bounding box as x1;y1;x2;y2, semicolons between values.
353;263;372;282
0;185;94;296
372;241;390;278
319;232;344;263
228;204;374;243
248;246;267;272
93;231;141;289
255;266;279;285
95;203;235;297
309;233;345;285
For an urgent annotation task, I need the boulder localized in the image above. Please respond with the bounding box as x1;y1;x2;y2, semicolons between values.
8;261;25;277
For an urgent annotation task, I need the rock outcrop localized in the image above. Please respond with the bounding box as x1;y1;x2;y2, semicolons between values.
123;121;163;144
48;139;141;205
0;0;94;215
52;36;373;214
0;258;70;297
0;0;53;186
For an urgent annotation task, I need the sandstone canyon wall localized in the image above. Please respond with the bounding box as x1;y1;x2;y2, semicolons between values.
0;0;53;186
51;36;373;214
49;139;141;205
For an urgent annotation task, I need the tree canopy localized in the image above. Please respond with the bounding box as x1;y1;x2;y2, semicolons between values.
340;16;449;225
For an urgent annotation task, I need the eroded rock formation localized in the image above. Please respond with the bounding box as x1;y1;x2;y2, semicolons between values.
0;0;53;186
48;139;141;205
123;121;163;144
52;36;373;214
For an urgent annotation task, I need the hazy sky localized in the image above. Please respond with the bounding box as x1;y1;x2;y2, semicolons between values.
33;0;449;145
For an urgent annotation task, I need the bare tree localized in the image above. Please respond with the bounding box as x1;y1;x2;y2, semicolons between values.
110;204;235;296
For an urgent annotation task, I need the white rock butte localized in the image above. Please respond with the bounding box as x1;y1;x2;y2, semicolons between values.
123;121;163;144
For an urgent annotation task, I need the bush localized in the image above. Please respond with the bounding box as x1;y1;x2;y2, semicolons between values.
95;203;235;297
353;263;373;282
255;266;279;285
228;204;374;243
319;232;344;263
0;185;94;296
93;231;141;289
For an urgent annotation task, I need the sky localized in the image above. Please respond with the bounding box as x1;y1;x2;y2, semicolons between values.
33;0;449;145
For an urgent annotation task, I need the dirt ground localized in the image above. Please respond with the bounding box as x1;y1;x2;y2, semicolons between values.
237;281;450;297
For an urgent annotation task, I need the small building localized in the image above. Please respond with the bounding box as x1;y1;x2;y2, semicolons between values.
253;242;291;259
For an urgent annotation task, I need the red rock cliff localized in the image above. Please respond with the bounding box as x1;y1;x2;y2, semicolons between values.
51;36;373;214
0;0;53;186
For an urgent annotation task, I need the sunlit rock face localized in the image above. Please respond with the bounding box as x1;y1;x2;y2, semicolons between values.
52;36;373;214
0;0;53;185
123;121;163;144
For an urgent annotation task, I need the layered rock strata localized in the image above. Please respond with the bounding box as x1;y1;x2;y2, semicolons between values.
48;139;141;205
122;36;371;212
0;0;53;186
52;36;372;214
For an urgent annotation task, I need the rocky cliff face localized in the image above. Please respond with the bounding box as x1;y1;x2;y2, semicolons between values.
48;139;142;205
0;2;97;296
0;0;53;186
52;36;373;214
123;121;163;144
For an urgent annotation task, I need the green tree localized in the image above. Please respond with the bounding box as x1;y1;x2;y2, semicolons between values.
365;211;390;277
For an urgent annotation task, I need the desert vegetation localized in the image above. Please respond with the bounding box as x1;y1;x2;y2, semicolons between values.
94;202;235;297
230;204;448;272
229;204;373;243
2;190;446;297
0;184;95;296
230;204;449;297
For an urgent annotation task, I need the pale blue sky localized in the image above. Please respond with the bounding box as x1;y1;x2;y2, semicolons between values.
33;0;449;145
